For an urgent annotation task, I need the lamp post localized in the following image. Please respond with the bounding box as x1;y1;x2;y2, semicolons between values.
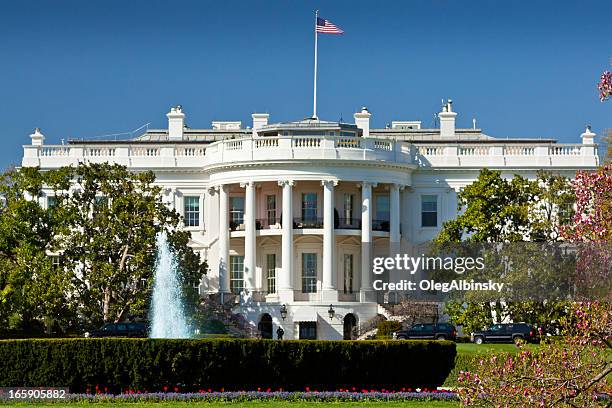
280;304;288;320
328;304;335;320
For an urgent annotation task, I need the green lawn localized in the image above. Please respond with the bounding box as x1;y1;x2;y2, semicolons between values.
456;342;540;355
5;402;459;408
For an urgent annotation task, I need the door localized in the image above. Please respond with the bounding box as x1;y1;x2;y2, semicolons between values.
343;314;357;340
258;314;273;339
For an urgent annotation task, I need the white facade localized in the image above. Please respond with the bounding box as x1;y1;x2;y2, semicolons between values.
22;103;601;340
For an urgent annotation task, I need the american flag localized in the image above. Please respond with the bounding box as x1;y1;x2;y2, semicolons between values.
316;17;344;35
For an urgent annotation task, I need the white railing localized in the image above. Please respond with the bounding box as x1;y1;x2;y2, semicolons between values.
132;147;159;156
225;140;242;151
373;140;392;151
84;147;116;157
505;145;535;156
293;137;321;148
337;138;362;148
23;138;598;170
416;146;443;156
255;138;279;148
41;147;69;157
550;145;581;156
176;146;206;157
459;146;490;156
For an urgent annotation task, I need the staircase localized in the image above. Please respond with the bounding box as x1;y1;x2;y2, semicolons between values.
198;294;258;338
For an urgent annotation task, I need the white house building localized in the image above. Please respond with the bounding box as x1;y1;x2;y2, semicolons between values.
21;101;601;340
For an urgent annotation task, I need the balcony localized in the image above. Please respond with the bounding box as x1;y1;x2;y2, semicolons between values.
293;217;324;229
256;218;282;230
336;218;361;230
372;219;390;232
229;220;245;231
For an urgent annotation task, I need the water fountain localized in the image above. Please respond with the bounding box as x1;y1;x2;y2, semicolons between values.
149;231;192;338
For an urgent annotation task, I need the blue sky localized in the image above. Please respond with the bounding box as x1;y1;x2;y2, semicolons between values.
0;0;610;169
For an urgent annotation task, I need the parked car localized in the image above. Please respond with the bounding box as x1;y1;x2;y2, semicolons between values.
392;323;457;341
471;323;538;344
85;322;147;338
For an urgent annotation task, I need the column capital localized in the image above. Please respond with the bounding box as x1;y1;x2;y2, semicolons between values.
321;179;338;187
389;183;407;192
358;181;378;189
239;181;256;188
278;180;295;187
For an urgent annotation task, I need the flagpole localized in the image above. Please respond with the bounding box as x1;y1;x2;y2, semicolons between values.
313;10;319;119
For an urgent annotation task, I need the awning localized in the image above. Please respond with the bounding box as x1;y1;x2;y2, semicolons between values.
291;307;318;322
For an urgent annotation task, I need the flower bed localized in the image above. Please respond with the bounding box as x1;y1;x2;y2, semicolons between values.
62;390;459;403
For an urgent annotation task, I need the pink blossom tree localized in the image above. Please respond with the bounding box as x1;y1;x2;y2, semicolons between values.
599;64;612;102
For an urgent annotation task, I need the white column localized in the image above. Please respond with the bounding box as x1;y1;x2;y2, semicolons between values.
218;185;230;294
242;181;256;296
278;180;294;302
322;180;338;302
389;183;402;303
390;184;401;244
360;182;375;302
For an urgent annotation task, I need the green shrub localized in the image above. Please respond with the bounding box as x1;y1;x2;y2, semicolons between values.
376;321;403;337
200;319;228;335
0;338;455;392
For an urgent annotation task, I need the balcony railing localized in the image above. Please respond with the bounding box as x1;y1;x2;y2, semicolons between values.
337;218;361;229
256;218;282;230
229;220;245;231
294;217;324;229
372;219;390;232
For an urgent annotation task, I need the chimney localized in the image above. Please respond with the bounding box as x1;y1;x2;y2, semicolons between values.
439;99;457;138
30;128;45;146
354;107;371;137
167;105;185;141
581;125;596;144
252;113;269;134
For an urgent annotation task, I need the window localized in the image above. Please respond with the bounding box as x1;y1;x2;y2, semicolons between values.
559;201;574;225
421;195;438;227
51;256;60;270
343;254;354;294
375;195;390;220
47;196;58;208
302;253;317;293
230;255;244;294
266;195;276;225
230;196;245;225
343;193;353;220
184;196;200;227
266;254;276;294
302;193;317;221
299;322;317;340
94;196;108;209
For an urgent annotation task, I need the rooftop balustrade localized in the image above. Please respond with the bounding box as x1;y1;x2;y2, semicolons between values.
22;134;599;169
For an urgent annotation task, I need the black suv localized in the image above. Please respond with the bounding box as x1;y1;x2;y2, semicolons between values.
471;323;538;344
86;322;147;338
392;323;457;341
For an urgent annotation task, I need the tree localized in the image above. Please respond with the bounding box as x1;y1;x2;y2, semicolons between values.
434;169;575;333
56;163;206;326
0;166;73;334
598;63;611;102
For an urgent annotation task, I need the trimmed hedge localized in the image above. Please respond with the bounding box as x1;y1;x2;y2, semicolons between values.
0;338;455;392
